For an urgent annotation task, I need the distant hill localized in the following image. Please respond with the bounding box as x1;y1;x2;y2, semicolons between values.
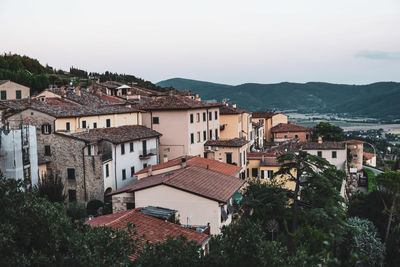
157;78;400;120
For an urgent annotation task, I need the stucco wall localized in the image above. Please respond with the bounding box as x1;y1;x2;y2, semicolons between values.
273;131;310;142
135;185;226;235
220;114;241;139
0;81;30;100
206;144;248;175
305;149;347;171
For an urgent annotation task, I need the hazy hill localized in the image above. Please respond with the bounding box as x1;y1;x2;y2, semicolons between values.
157;78;400;120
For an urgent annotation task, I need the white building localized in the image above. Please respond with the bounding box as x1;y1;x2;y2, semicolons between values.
302;141;347;171
70;125;162;193
109;166;245;234
0;125;39;187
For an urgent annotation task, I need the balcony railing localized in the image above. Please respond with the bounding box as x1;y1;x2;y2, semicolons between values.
139;148;158;159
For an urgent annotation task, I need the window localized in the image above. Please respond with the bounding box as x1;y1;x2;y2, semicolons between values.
190;114;194;123
284;135;288;139
122;169;126;180
142;140;147;155
209;130;212;140
87;146;91;156
190;133;194;144
106;119;111;128
16;90;21;99
82;120;87;129
68;190;77;202
353;154;358;158
67;168;76;180
131;166;135;176
267;170;274;179
153;117;159;124
221;206;228;222
215;129;218;140
130;142;134;152
196;113;200;122
1;90;6;100
93;122;97;129
197;132;201;142
203;112;206;121
252;168;258;177
226;153;232;164
215;111;218;120
122;88;127;95
120;144;125;155
239;152;242;167
317;151;322;157
209;112;212;120
44;145;51;156
143;163;147;168
42;124;51;135
306;134;309;140
261;170;265;179
295;134;299;138
66;122;70;131
203;131;207;141
332;151;337;158
247;168;249;177
105;164;109;177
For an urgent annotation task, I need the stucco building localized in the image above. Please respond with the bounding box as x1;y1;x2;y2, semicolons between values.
251;110;288;142
271;123;311;142
0;80;30;100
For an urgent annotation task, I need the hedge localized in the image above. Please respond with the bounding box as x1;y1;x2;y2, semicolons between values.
364;168;377;193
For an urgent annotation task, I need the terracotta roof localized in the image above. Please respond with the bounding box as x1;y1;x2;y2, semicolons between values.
271;123;311;133
87;208;209;259
135;156;241;176
247;151;276;159
301;141;346;150
110;166;245;203
205;138;249;148
260;157;281;167
219;105;249;115
363;152;375;160
252;110;283;119
138;95;222;111
70;125;161;144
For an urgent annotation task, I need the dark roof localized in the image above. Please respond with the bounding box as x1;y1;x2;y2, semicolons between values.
70;125;161;144
271;123;311;133
138;95;222;111
205;138;249;148
135;156;241;176
252;110;283;119
219;105;249;115
110;166;245;203
301;141;346;150
87;208;209;259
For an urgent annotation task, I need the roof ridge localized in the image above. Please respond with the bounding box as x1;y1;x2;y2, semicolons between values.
104;209;136;227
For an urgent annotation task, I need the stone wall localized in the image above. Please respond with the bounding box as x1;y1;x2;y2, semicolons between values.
112;192;135;212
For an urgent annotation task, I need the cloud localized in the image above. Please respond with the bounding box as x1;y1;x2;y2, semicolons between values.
356;50;400;60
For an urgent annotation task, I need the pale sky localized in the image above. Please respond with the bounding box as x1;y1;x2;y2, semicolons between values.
1;0;399;85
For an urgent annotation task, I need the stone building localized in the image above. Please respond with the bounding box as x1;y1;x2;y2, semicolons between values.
345;140;364;172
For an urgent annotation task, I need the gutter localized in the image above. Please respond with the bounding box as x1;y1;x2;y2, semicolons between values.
81;146;87;203
114;145;118;189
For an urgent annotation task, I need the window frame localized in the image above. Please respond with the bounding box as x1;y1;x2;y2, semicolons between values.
106;119;111;128
317;151;322;157
81;120;87;129
67;168;76;180
68;189;77;202
152;117;159;124
190;133;194;144
122;169;126;180
332;151;337;158
16;90;22;99
44;145;51;156
130;142;134;152
190;114;194;123
121;143;125;155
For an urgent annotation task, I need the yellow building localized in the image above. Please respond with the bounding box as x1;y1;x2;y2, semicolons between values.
251;111;288;142
219;104;254;148
0;80;30;100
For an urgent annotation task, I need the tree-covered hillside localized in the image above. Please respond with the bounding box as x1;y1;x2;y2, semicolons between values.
157;78;400;120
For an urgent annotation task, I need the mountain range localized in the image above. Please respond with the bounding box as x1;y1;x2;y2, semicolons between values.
157;78;400;120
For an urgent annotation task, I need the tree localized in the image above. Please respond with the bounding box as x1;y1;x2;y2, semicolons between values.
376;171;400;242
339;217;385;266
276;151;336;233
386;224;400;266
313;122;343;141
0;172;137;265
36;172;66;203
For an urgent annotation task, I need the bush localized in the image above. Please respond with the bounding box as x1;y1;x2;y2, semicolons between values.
87;199;104;216
67;202;87;221
364;168;376;193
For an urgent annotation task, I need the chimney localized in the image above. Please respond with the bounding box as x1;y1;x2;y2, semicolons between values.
163;153;168;163
181;157;187;168
318;136;323;144
60;86;66;97
147;165;152;176
75;86;81;96
232;103;237;108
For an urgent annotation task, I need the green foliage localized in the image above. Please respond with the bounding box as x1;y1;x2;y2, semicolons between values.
339;217;385;267
36;172;66;203
386;224;400;266
364;168;377;192
86;199;104;216
70;67;88;78
66;202;87;221
313;122;344;141
135;236;203;267
0;172;136;265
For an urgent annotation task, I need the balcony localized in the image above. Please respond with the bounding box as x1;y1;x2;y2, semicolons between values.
139;148;158;160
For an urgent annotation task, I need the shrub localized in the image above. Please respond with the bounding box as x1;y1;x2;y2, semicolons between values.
87;199;104;216
364;168;376;193
67;202;87;221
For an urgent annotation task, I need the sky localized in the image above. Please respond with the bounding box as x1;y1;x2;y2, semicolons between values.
0;0;399;85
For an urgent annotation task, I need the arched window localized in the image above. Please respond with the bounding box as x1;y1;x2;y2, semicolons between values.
41;124;52;135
